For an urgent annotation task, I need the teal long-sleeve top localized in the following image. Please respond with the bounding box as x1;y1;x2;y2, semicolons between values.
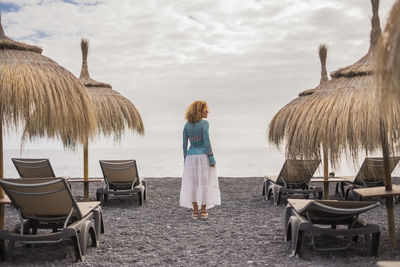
183;119;216;166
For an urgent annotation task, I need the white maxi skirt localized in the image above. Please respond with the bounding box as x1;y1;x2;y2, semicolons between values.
180;154;221;209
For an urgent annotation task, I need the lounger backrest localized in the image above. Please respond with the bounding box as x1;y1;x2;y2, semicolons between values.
289;199;379;222
355;157;400;184
0;177;81;218
278;159;321;185
12;158;55;178
99;160;139;185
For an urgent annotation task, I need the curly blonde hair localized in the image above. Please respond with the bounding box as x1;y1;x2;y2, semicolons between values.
185;100;208;123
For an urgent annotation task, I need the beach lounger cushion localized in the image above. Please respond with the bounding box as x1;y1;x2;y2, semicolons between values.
343;157;400;200
263;159;322;205
97;160;147;205
12;158;56;178
0;177;104;262
284;199;380;257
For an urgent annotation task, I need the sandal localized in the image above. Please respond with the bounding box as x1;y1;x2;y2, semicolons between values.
191;212;199;220
201;211;208;219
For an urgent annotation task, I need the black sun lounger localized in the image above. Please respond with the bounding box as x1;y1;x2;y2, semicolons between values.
97;160;147;205
341;157;400;200
0;177;104;262
284;199;380;257
263;159;322;205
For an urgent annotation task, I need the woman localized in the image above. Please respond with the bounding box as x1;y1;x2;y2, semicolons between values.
180;100;221;219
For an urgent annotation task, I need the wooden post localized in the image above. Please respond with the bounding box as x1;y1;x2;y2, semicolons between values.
0;118;3;195
83;140;89;201
323;145;329;200
380;119;396;246
0;118;4;229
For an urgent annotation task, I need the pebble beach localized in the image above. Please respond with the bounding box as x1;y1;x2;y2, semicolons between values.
2;177;400;266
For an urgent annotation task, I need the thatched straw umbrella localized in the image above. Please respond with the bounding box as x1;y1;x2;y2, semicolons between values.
377;0;400;145
283;0;400;245
79;39;144;201
376;0;400;245
269;44;329;197
0;17;96;228
285;0;382;163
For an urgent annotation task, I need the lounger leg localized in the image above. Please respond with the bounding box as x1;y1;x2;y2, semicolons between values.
367;232;380;256
284;206;293;241
93;209;103;244
274;190;281;205
22;220;31;234
266;188;272;201
262;181;266;196
340;182;346;198
79;222;88;257
0;239;6;261
295;230;304;257
100;212;105;234
138;190;143;206
89;227;97;247
72;233;84;262
142;181;147;200
79;220;96;259
266;181;273;201
96;192;103;202
6;240;14;259
345;187;351;200
289;218;302;256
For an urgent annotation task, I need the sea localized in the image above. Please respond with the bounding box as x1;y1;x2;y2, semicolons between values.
3;147;399;179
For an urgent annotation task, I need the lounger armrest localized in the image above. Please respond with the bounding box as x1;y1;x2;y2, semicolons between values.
76;202;101;218
264;175;279;183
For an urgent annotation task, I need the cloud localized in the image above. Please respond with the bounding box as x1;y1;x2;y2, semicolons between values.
0;0;397;150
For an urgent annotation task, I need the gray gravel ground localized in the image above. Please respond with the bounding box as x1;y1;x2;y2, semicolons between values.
1;177;400;266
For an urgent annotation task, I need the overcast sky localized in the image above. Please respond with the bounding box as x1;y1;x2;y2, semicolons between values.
0;0;397;150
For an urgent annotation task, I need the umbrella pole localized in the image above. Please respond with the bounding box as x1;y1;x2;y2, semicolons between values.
0;117;4;230
323;145;329;200
84;140;89;201
380;120;396;246
0;117;3;191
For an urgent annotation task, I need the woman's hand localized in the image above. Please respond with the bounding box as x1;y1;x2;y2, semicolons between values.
210;164;216;168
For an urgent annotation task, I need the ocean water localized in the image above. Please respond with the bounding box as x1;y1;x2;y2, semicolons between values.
4;147;281;178
3;147;400;178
